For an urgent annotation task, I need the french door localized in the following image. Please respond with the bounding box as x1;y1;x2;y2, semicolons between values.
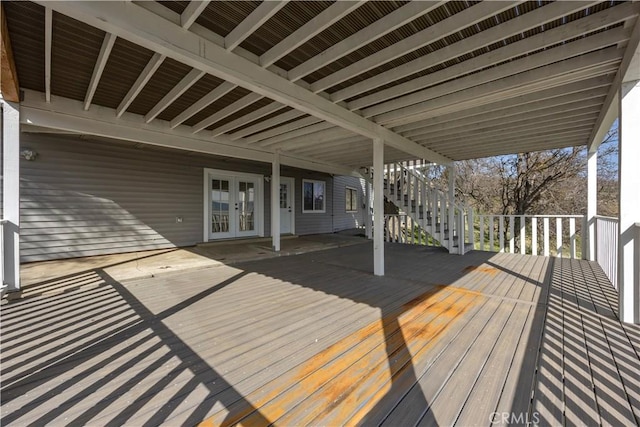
205;170;262;240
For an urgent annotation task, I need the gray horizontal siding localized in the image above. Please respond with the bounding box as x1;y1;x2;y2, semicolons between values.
16;133;335;262
332;176;366;232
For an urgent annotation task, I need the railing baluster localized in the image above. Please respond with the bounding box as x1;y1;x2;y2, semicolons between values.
544;217;550;257
499;216;505;253
520;215;526;255
509;216;515;253
489;215;494;252
569;217;576;259
467;208;474;249
532;217;538;255
480;215;485;251
556;217;563;257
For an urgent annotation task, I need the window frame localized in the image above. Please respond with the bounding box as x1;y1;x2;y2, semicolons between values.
302;179;326;214
345;186;358;213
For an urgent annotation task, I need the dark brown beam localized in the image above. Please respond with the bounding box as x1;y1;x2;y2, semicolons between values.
1;4;20;102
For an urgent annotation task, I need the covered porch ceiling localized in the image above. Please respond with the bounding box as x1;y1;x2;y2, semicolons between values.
4;0;640;173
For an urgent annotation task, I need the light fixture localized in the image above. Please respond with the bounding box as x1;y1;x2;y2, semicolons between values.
20;149;38;161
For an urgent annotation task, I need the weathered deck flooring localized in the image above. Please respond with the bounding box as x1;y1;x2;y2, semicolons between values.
1;243;639;426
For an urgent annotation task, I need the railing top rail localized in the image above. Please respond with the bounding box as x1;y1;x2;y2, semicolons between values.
476;214;584;219
594;215;619;221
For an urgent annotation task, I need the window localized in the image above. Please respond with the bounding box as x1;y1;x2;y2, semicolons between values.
346;187;358;212
303;179;325;213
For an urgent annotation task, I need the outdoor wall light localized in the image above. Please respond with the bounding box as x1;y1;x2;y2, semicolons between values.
20;149;38;161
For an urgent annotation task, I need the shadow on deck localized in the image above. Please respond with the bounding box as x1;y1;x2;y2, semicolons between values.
1;242;639;426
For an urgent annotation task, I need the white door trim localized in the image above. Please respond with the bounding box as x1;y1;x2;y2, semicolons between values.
281;177;295;235
203;168;264;241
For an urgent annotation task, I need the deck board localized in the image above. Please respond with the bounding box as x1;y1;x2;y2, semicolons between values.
2;242;639;426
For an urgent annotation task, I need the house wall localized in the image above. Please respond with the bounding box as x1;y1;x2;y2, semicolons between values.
332;175;367;231
15;133;338;262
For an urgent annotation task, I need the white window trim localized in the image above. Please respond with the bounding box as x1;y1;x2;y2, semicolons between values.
302;179;326;214
345;186;358;213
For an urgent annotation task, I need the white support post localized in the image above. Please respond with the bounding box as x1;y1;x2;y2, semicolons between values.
365;175;372;240
619;79;640;324
271;151;280;252
1;100;20;292
373;138;385;276
587;150;598;261
448;165;455;254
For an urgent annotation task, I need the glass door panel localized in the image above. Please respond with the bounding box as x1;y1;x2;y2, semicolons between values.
236;180;256;236
211;178;232;238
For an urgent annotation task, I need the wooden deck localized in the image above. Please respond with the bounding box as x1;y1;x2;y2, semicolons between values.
2;243;639;426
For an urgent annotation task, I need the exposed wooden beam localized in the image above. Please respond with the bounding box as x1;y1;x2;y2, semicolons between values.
0;4;19;102
393;76;612;133
40;1;452;164
292;136;367;155
287;1;444;82
180;0;210;29
224;1;288;51
231;109;307;141
170;81;236;129
441;133;591;157
258;122;339;147
244;116;322;144
117;52;165;117
368;27;629;121
210;102;284;137
444;138;588;161
376;48;623;127
346;1;636;109
44;7;52;102
271;127;354;150
588;15;640;153
260;1;364;68
84;32;117;110
21;89;357;176
311;1;519;94
405;104;604;140
192;92;263;133
145;68;204;123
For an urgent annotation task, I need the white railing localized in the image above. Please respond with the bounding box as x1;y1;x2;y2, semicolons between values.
382;161;472;254
594;215;619;289
1;219;7;298
474;214;585;259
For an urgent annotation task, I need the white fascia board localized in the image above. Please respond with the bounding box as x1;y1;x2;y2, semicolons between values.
347;1;637;110
20;89;357;177
311;1;520;94
588;16;640;153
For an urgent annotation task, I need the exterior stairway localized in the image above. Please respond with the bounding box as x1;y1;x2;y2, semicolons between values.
382;162;474;254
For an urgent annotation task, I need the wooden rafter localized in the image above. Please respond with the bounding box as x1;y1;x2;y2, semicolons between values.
0;4;19;102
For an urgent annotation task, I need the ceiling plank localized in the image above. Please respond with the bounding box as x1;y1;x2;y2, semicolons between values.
170;81;236;128
40;1;452;164
180;0;210;29
0;4;20;102
210;102;284;137
117;52;165;117
393;76;612;133
145;68;204;123
192;92;263;133
45;7;52;102
260;1;365;68
588;15;640;152
311;1;519;94
346;1;637;109
368;26;629;120
376;47;623;126
224;1;288;51
84;33;117;110
287;1;444;82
